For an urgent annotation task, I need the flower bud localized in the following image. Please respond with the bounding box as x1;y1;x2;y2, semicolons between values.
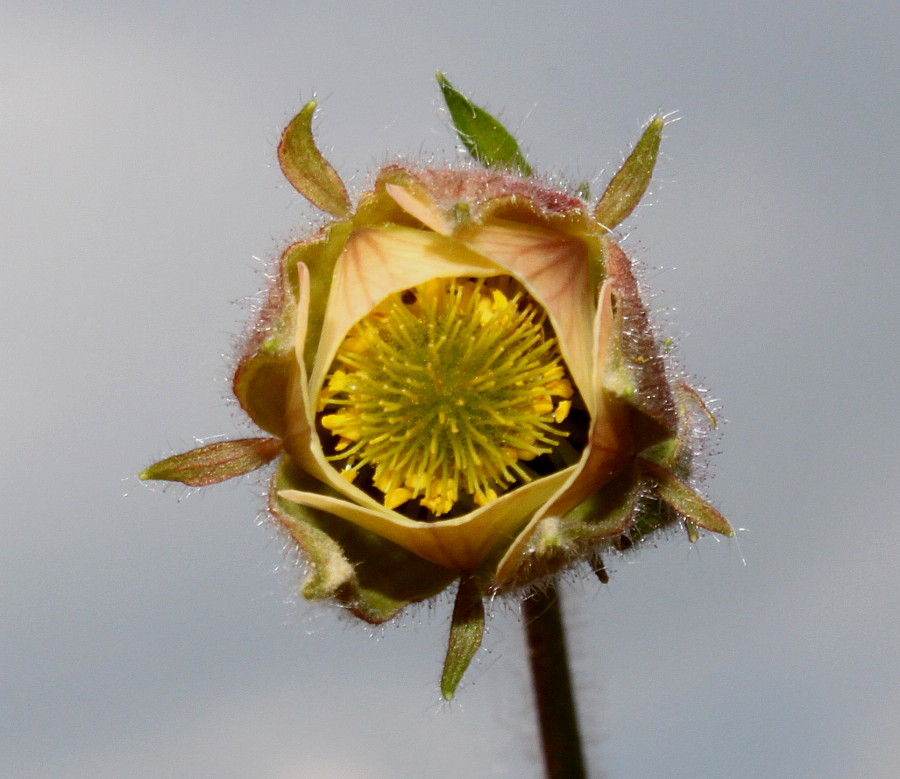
142;76;730;697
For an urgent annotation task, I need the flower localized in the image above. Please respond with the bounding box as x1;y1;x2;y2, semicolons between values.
142;76;731;697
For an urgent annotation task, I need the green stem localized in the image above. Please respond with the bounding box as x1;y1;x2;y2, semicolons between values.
523;580;587;778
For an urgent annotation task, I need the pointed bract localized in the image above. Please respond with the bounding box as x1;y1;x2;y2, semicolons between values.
638;458;733;536
278;101;352;218
141;438;282;486
595;116;663;231
441;577;485;700
437;72;534;176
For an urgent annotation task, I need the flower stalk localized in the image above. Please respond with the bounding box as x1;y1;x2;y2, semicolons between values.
524;580;587;778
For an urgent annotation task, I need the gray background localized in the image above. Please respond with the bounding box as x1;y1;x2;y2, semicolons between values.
3;2;898;777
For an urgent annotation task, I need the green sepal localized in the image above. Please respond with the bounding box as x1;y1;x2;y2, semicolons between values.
641;382;721;544
269;458;458;624
232;268;297;438
233;336;294;438
278;101;352;218
140;438;282;486
436;72;534;177
595;116;663;231
561;464;683;552
496;467;652;589
642;383;717;477
440;576;485;700
563;468;654;542
498;451;727;588
233;220;352;436
637;458;733;536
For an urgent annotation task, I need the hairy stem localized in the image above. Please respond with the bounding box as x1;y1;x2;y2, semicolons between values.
523;580;587;778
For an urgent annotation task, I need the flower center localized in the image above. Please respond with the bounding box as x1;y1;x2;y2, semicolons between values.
317;276;577;517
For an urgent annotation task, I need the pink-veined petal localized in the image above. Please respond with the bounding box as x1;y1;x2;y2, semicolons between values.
459;219;595;408
308;225;499;395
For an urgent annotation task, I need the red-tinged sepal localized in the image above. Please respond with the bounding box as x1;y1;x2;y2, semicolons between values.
595;116;663;231
140;438;282;486
603;236;678;447
278;101;352;218
637;458;733;537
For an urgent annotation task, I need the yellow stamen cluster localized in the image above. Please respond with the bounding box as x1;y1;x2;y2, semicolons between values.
317;276;575;517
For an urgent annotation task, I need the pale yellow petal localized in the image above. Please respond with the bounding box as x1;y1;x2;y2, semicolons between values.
282;261;318;472
308;225;499;395
459;219;595;409
495;281;633;583
279;466;574;571
385;182;452;235
282;262;394;512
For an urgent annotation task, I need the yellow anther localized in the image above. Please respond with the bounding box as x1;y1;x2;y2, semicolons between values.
372;470;392;493
327;370;352;392
384;487;413;509
532;396;554;415
341;333;371;354
474;488;498;507
504;445;538;462
555;400;572;423
404;471;430;491
422;493;455;516
547;378;574;398
321;413;351;431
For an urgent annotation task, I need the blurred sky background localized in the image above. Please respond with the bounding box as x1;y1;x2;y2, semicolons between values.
3;2;898;777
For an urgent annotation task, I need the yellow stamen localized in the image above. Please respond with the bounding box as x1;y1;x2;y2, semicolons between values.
547;378;574;398
555;400;572;424
384;487;413;509
317;276;580;518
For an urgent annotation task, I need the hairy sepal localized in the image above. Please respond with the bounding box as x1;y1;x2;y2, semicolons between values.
595;116;663;231
270;458;458;624
278;101;351;218
141;438;282;486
